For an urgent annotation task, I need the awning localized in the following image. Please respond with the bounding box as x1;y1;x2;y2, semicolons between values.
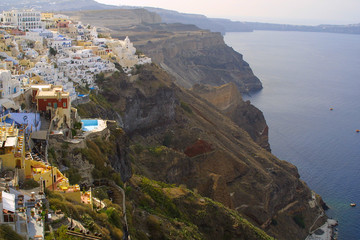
31;131;48;140
1;102;19;110
2;191;15;212
4;137;17;147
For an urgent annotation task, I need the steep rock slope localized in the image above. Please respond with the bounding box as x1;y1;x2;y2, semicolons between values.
134;30;263;92
63;9;161;29
78;65;325;239
68;9;263;93
191;83;270;150
127;175;273;240
144;7;252;35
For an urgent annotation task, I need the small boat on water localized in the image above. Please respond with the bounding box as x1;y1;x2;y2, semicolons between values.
330;108;334;111
350;203;356;207
356;129;360;133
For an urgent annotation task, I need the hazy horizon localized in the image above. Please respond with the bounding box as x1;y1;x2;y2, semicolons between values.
95;0;360;25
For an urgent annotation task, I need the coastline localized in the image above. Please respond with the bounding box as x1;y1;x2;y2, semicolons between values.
306;219;338;240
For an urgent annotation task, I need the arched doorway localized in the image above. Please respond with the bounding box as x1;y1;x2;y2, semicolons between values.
15;159;21;169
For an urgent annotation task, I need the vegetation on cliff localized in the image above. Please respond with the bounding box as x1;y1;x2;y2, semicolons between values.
0;225;24;240
70;64;325;239
65;9;263;93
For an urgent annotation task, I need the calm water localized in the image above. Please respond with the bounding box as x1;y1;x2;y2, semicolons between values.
224;31;360;239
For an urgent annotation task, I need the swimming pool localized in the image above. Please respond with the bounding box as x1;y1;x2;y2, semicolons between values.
81;119;99;132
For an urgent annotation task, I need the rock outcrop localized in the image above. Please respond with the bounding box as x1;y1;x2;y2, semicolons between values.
70;9;263;93
134;30;263;93
77;65;325;239
63;8;161;29
191;83;270;150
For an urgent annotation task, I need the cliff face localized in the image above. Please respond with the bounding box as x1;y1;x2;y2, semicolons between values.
63;9;161;29
127;175;273;240
191;83;270;151
48;123;132;184
122;86;177;134
70;9;262;93
144;7;253;35
77;65;325;239
135;30;263;93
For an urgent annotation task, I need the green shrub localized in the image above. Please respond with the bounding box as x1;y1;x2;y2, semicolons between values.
109;226;124;240
45;225;79;240
21;178;40;190
74;121;82;129
46;190;64;201
48;147;56;159
162;133;173;147
271;218;278;226
140;177;181;219
293;214;305;228
111;172;123;187
132;144;144;154
95;72;105;83
125;186;132;195
0;224;24;240
105;207;123;229
147;215;164;239
148;146;166;157
65;168;82;185
93;187;109;201
61;142;69;149
180;101;192;113
49;47;57;56
71;128;77;137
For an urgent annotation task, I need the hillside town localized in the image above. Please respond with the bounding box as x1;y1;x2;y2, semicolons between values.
0;9;151;239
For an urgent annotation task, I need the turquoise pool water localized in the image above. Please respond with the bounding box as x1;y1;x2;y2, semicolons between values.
81;119;99;132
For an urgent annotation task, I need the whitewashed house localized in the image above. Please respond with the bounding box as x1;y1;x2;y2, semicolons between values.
2;9;43;31
56;48;115;86
47;35;72;52
0;70;21;99
26;60;77;101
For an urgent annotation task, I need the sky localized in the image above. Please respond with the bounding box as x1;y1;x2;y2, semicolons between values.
95;0;360;25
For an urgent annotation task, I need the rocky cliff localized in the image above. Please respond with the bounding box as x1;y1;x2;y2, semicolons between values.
76;65;325;239
134;30;263;93
63;9;161;29
191;83;270;150
144;7;252;35
70;9;263;93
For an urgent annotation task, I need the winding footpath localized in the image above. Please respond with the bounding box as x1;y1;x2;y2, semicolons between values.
108;181;130;240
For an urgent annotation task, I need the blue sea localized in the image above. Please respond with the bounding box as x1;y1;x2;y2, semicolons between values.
224;31;360;239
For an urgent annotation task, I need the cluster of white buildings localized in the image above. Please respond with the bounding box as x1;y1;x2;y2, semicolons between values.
2;9;42;31
0;9;151;106
57;48;115;87
0;70;22;99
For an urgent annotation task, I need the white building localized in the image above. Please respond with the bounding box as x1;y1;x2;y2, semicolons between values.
93;38;107;46
26;61;58;84
47;35;72;52
2;9;42;31
26;61;77;101
0;188;45;240
56;48;115;86
106;37;137;68
12;74;29;90
90;27;98;39
0;70;21;99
